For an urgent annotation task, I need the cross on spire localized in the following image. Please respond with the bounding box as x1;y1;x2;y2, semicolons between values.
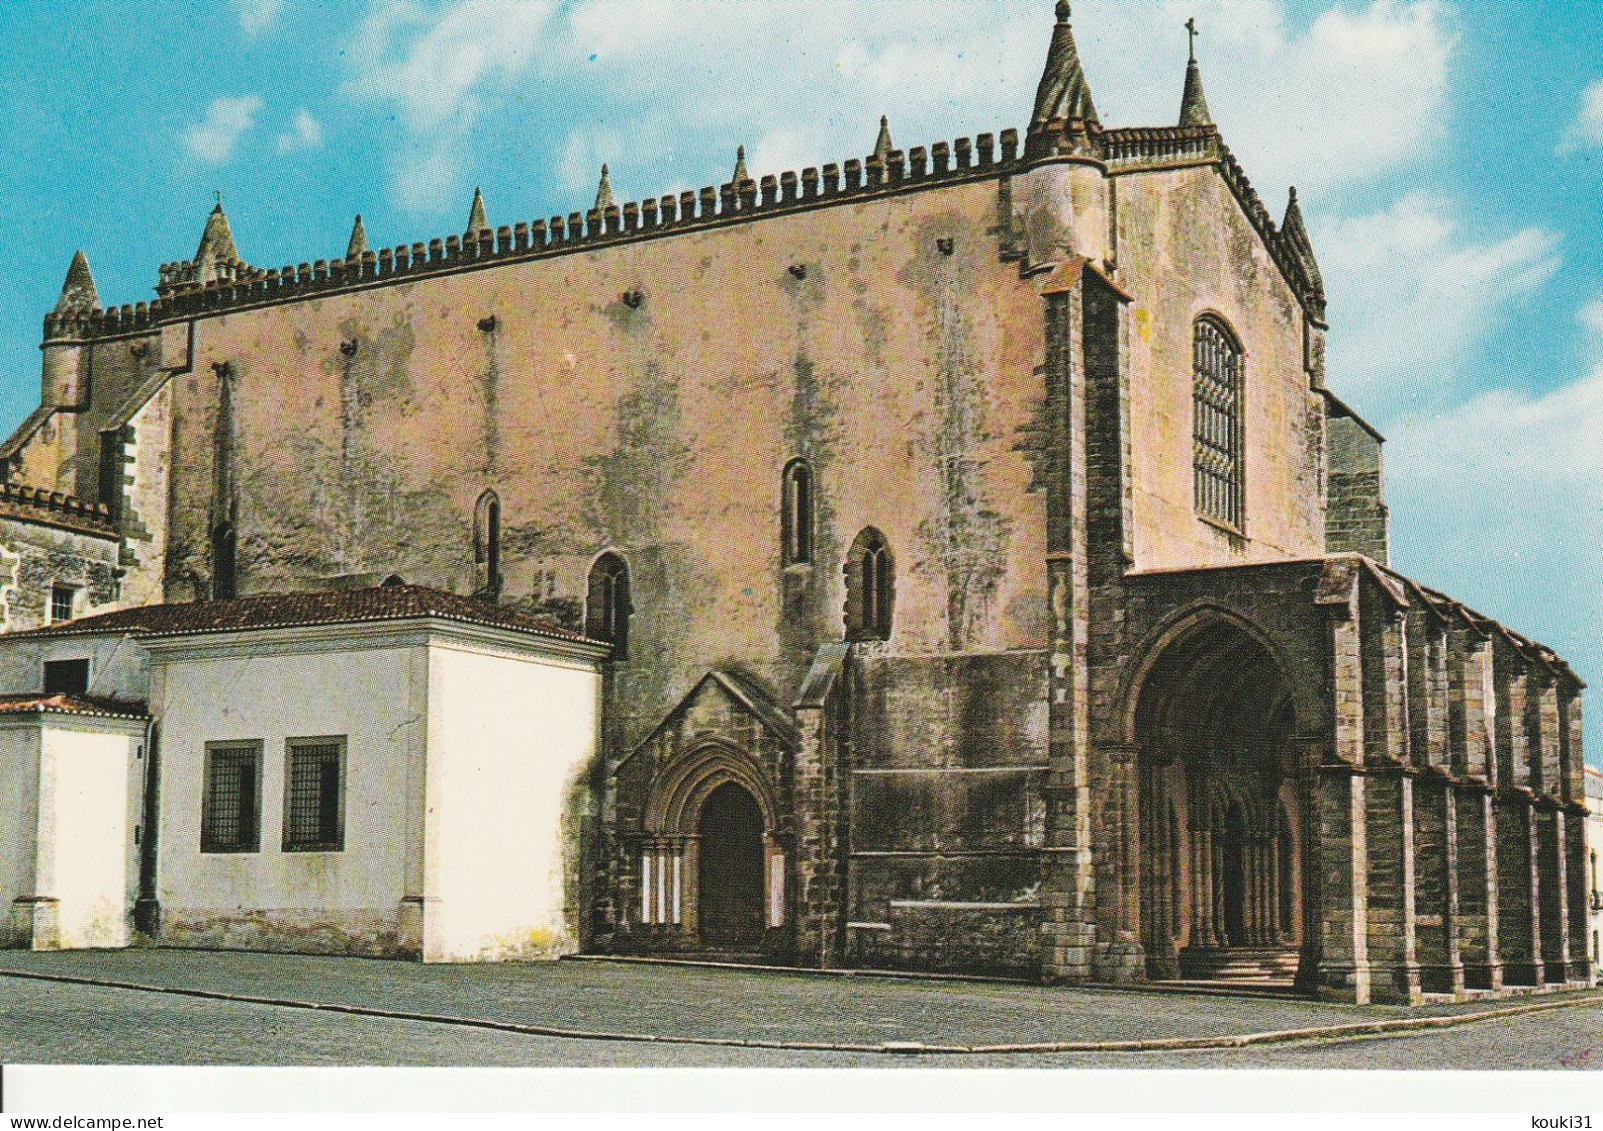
1186;17;1199;63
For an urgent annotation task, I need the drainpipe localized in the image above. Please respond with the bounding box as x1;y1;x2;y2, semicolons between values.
132;716;160;939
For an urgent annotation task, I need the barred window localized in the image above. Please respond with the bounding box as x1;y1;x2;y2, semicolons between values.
50;585;76;624
284;739;345;853
201;742;261;854
1193;316;1245;530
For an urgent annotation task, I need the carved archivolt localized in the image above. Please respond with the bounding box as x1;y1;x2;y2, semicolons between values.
643;741;777;836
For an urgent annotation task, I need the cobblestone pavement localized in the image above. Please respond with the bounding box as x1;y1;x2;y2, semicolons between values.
0;950;1598;1068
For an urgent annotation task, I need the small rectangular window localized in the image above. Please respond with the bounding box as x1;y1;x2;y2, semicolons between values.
50;585;76;624
283;738;345;853
42;659;90;696
201;742;262;854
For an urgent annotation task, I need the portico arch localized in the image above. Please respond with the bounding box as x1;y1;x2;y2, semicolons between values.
1129;608;1308;983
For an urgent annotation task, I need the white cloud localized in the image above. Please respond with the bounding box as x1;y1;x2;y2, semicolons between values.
1559;78;1603;153
180;95;265;165
1315;193;1561;414
235;0;284;37
345;0;555;210
1387;360;1603;690
346;0;1452;214
1582;298;1603;341
349;0;554;134
275;108;324;154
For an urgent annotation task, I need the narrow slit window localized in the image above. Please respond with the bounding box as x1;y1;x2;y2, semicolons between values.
211;522;237;601
781;459;814;565
474;490;502;598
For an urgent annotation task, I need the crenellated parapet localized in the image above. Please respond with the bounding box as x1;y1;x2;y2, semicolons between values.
55;122;1327;344
1217;144;1327;323
62;127;1027;336
0;480;116;537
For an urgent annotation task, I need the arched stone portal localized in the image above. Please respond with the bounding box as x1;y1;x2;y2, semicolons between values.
697;782;767;949
1133;614;1304;983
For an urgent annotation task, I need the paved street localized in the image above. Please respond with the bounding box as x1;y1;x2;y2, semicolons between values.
0;950;1598;1069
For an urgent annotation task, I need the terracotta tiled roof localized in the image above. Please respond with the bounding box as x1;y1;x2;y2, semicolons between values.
6;585;605;649
0;693;149;721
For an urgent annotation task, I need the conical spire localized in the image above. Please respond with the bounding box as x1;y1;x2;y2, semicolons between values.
873;116;894;163
1028;0;1099;157
345;215;369;260
195;198;241;267
1281;187;1324;297
594;165;615;212
731;147;749;185
53;250;99;315
1178;19;1213;127
464;187;489;239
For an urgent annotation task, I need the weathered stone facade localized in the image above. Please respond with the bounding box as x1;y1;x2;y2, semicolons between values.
0;4;1587;1002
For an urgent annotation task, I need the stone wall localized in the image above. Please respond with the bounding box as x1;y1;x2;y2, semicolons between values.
844;649;1049;975
1326;408;1388;563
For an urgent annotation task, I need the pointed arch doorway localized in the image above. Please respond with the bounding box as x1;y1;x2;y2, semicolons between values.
1132;612;1306;986
697;782;766;949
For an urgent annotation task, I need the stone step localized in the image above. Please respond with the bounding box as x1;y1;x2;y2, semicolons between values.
1179;947;1301;984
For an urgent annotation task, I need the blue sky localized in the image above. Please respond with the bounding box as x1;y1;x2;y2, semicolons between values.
0;0;1598;762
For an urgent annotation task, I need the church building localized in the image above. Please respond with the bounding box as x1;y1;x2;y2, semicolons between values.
0;3;1589;1006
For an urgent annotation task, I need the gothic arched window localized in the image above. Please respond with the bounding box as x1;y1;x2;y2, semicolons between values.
474;490;502;599
586;552;632;659
1193;315;1245;530
781;459;814;566
845;528;893;642
211;522;237;601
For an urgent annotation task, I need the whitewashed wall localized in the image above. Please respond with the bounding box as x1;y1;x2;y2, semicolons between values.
422;641;601;963
151;636;420;956
0;724;40;946
0;716;143;950
40;722;143;947
0;634;150;704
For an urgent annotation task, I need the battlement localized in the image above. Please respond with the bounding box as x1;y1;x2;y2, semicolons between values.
50;118;1324;339
0;480;116;537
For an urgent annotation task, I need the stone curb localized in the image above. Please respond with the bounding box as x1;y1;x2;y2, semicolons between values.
562;953;1299;1000
2;967;1599;1058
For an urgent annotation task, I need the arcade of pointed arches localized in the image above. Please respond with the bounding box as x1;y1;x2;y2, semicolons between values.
1126;606;1311;982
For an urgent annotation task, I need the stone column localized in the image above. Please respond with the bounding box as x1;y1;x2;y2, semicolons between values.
1090;741;1145;983
1495;791;1543;986
1456;784;1503;991
790;643;849;968
1191;813;1214;952
1366;766;1422;1004
1531;801;1567;983
1311;763;1370;1003
1448;620;1500;990
1038;279;1097;984
1565;808;1594;985
1414;771;1463;996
